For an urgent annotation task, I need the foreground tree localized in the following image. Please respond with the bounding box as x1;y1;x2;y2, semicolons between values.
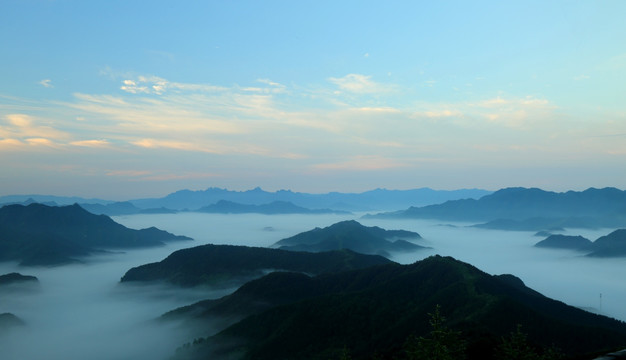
405;305;466;360
496;324;563;360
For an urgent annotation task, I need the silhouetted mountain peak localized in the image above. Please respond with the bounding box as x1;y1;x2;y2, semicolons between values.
273;220;426;257
534;234;593;250
0;272;39;285
369;187;626;230
0;203;190;266
588;229;626;257
121;244;392;287
173;254;626;360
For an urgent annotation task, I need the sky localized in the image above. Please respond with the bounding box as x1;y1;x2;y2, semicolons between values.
1;1;625;200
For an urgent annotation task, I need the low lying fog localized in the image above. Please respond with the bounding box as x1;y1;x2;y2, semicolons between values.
1;212;624;360
0;238;232;360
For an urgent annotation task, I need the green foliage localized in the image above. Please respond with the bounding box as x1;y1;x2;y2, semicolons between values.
405;305;466;360
495;324;537;360
338;345;352;360
172;256;626;360
495;325;564;360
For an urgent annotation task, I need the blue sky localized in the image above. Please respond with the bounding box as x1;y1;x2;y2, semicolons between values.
1;1;625;199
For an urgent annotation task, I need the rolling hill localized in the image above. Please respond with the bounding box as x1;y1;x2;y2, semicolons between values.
273;220;427;256
171;255;626;360
120;244;391;287
0;203;191;266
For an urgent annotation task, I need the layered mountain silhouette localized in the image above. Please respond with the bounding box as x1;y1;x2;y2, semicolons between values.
196;200;349;215
533;230;626;257
0;313;25;332
368;187;626;230
128;187;490;211
0;272;38;286
0;203;191;266
273;220;427;256
587;229;626;257
78;202;177;216
1;187;490;215
169;255;626;360
120;244;391;287
534;234;593;250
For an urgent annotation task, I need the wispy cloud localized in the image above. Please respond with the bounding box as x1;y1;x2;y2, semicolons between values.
39;79;53;88
70;139;110;147
1;114;69;142
0;138;23;148
5;72;623;192
602;53;626;70
105;170;152;177
256;78;287;93
25;138;55;146
130;138;228;154
105;169;220;182
120;75;227;95
328;74;394;94
311;155;408;172
422;109;463;118
467;96;554;128
69;93;243;136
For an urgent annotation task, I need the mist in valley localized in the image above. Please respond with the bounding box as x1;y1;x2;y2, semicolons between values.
1;212;625;360
0;238;232;360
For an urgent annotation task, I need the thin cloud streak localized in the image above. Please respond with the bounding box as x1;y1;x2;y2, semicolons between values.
39;79;53;88
2;72;625;196
328;74;395;94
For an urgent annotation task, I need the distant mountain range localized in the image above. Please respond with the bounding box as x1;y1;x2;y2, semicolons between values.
130;187;491;212
534;230;626;258
273;220;428;257
0;203;191;266
167;255;626;360
367;187;626;230
196;200;349;215
0;187;491;215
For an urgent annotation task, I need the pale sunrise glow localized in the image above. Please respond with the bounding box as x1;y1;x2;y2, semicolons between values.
1;1;625;198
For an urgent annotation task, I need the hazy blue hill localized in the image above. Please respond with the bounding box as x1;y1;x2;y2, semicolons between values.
0;272;38;285
137;207;178;214
129;187;491;211
534;234;593;250
0;197;59;207
174;255;626;360
79;202;178;216
534;230;554;237
0;203;191;266
196;200;348;214
587;229;626;257
474;216;623;231
368;187;626;230
273;220;427;256
0;194;112;206
79;201;142;216
0;313;25;331
1;187;490;212
120;244;391;287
